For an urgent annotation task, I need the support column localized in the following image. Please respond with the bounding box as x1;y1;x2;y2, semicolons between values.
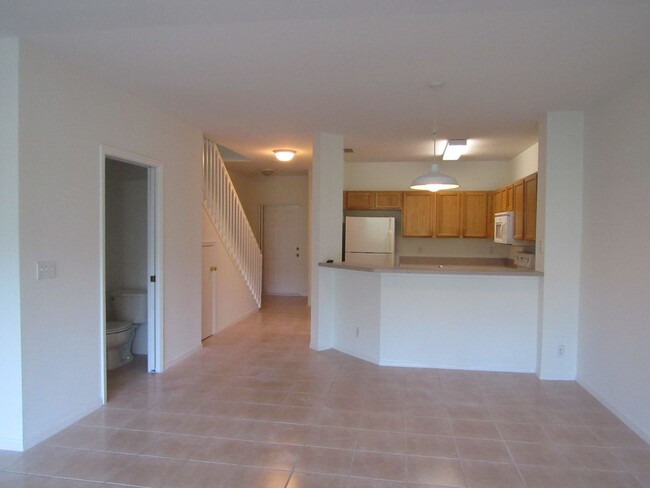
309;133;344;351
537;111;584;380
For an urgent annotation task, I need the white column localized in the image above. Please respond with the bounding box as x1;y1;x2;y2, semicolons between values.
537;111;584;380
0;38;24;451
310;133;344;351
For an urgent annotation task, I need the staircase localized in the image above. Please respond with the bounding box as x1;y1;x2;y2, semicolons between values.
203;138;262;307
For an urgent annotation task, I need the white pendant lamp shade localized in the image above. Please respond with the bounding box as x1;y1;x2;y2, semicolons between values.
410;164;459;192
273;149;296;162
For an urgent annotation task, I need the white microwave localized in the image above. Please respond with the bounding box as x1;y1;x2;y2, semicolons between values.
494;211;514;244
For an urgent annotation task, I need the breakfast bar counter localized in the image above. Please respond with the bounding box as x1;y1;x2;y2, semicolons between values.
315;261;542;373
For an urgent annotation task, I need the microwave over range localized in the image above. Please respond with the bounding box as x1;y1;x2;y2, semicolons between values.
494;211;514;244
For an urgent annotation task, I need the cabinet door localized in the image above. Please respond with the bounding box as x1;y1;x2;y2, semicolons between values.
506;185;514;212
402;192;433;237
375;191;403;210
513;179;525;240
487;192;494;239
524;173;537;241
345;191;374;209
436;192;461;237
461;192;489;238
494;190;502;215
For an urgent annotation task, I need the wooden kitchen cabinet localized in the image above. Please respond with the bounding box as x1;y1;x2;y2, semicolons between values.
402;191;434;237
506;185;514;211
374;191;402;210
493;190;503;215
436;191;461;237
344;191;374;209
461;192;490;238
524;173;537;241
513;179;525;240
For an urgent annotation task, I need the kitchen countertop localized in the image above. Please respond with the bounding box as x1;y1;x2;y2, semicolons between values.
319;260;542;277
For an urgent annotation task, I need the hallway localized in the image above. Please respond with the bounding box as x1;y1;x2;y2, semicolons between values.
1;296;649;487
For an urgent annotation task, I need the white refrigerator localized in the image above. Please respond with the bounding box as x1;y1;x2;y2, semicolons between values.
344;216;395;266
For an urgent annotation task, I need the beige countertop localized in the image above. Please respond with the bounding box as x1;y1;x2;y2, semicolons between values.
319;260;542;277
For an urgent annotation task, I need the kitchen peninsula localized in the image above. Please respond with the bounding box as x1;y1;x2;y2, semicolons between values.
318;261;542;373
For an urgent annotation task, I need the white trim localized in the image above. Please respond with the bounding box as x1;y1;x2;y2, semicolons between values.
578;377;650;445
333;346;379;365
100;145;164;404
0;437;24;452
379;358;536;373
164;344;203;371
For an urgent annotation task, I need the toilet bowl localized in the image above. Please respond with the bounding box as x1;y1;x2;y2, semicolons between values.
106;289;147;370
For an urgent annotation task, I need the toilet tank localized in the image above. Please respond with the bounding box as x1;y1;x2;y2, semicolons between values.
110;289;147;323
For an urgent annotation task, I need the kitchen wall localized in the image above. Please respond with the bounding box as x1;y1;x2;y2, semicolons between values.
5;40;204;450
344;156;538;260
579;72;650;442
228;170;309;296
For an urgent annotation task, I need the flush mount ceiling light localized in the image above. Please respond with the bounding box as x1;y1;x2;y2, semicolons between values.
273;149;296;162
410;84;460;192
442;139;468;160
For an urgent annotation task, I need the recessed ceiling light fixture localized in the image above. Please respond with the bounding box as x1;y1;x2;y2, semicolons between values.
409;84;460;192
442;139;468;160
273;149;296;162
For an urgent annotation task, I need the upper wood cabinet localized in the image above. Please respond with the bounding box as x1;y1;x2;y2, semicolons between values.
524;173;537;242
436;192;461;237
402;192;434;237
461;192;490;238
374;191;403;210
513;179;525;240
345;191;374;209
344;191;403;210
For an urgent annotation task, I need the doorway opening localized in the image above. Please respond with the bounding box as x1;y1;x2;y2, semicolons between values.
101;147;162;402
262;205;306;296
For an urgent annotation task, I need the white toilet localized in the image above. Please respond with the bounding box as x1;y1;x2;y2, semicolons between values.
106;289;147;370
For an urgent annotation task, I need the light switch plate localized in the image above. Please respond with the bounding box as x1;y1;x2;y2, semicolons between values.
37;261;57;280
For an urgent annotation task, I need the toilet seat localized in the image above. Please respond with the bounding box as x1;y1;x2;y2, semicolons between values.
107;320;133;334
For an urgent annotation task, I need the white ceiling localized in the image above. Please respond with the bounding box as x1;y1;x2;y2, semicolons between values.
3;0;650;174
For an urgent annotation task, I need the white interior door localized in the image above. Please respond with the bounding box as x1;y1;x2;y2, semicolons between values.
263;205;305;295
201;243;218;340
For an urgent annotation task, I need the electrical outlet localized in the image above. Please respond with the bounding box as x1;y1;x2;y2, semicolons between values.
37;261;57;280
557;345;565;357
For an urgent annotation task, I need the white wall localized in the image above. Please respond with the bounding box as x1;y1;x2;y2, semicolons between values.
578;73;650;442
0;38;24;451
202;208;258;332
537;112;584;380
15;40;204;449
229;171;309;295
310;133;344;350
511;143;539;181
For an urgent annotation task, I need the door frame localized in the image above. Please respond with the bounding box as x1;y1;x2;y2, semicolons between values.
99;145;164;402
201;241;218;340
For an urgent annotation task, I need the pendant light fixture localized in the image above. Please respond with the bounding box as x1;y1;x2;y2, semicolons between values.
410;84;460;192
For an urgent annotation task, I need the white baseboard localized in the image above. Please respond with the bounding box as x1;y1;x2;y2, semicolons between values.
577;377;650;445
333;346;379;366
216;308;257;334
21;398;103;451
379;358;535;373
164;344;202;371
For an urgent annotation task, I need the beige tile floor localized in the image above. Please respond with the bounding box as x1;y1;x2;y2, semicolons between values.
2;295;649;487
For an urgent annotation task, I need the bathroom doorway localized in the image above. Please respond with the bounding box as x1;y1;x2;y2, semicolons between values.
101;147;162;402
